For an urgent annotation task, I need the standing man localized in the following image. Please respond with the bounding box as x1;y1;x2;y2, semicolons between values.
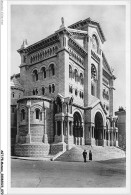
82;150;87;163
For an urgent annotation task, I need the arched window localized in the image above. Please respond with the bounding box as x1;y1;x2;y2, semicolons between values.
33;70;38;81
49;64;55;76
21;109;25;121
91;64;97;79
80;73;84;85
36;109;40;119
41;67;46;79
42;87;45;95
92;34;99;53
74;69;78;82
52;84;55;93
69;65;73;79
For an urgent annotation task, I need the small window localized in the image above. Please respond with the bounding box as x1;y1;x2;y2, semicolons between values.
33;70;38;81
79;91;81;98
69;65;73;79
21;109;25;121
80;73;84;85
42;87;45;95
33;90;35;95
74;69;78;82
75;89;78;96
36;109;40;119
41;67;46;79
12;92;15;98
49;85;51;93
49;64;55;76
52;84;55;93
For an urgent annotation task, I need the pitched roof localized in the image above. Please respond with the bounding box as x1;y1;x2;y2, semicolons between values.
68;17;106;43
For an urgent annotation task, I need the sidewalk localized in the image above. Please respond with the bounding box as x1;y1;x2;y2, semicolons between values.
11;155;52;161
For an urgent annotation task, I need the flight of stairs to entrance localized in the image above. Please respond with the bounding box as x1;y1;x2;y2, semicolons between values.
55;145;125;162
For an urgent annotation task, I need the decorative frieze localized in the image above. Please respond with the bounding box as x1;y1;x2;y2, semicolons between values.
29;45;58;65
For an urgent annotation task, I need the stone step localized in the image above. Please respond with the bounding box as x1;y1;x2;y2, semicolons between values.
55;145;125;162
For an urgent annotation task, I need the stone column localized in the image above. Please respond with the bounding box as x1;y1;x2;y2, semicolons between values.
28;106;31;134
89;126;91;138
43;108;48;144
92;127;94;138
16;105;19;143
82;122;84;145
61;120;64;142
108;131;110;146
26;105;31;143
67;120;69;143
55;121;58;136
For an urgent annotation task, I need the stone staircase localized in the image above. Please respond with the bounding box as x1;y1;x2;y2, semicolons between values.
55;145;126;162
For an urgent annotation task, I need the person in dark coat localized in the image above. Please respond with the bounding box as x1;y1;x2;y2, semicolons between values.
89;150;92;161
82;150;87;162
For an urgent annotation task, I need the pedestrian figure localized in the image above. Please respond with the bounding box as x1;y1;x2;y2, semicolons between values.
82;150;87;163
89;150;92;161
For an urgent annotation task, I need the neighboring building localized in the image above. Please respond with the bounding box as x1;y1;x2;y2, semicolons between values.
11;18;118;157
115;107;126;150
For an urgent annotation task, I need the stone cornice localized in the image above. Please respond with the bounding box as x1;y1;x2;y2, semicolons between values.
17;34;59;55
17;96;52;103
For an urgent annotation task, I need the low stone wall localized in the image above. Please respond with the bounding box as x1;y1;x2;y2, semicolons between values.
50;142;66;155
14;143;50;157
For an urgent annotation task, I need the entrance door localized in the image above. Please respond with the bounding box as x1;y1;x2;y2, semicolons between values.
94;112;103;146
73;112;83;144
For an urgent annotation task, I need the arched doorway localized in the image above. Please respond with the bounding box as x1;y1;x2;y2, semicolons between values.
94;112;104;146
73;112;83;145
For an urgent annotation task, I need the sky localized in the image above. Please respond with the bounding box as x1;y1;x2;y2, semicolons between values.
11;4;126;112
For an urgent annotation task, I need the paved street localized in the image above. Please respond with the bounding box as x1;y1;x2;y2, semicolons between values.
11;158;126;188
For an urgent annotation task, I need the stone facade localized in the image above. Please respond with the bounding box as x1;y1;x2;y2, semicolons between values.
11;18;118;157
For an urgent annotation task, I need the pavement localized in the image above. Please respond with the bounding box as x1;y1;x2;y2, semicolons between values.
11;157;126;188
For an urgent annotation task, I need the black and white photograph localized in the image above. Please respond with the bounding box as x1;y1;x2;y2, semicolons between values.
0;0;130;194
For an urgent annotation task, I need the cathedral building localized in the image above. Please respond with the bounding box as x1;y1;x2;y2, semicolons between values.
11;18;118;157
